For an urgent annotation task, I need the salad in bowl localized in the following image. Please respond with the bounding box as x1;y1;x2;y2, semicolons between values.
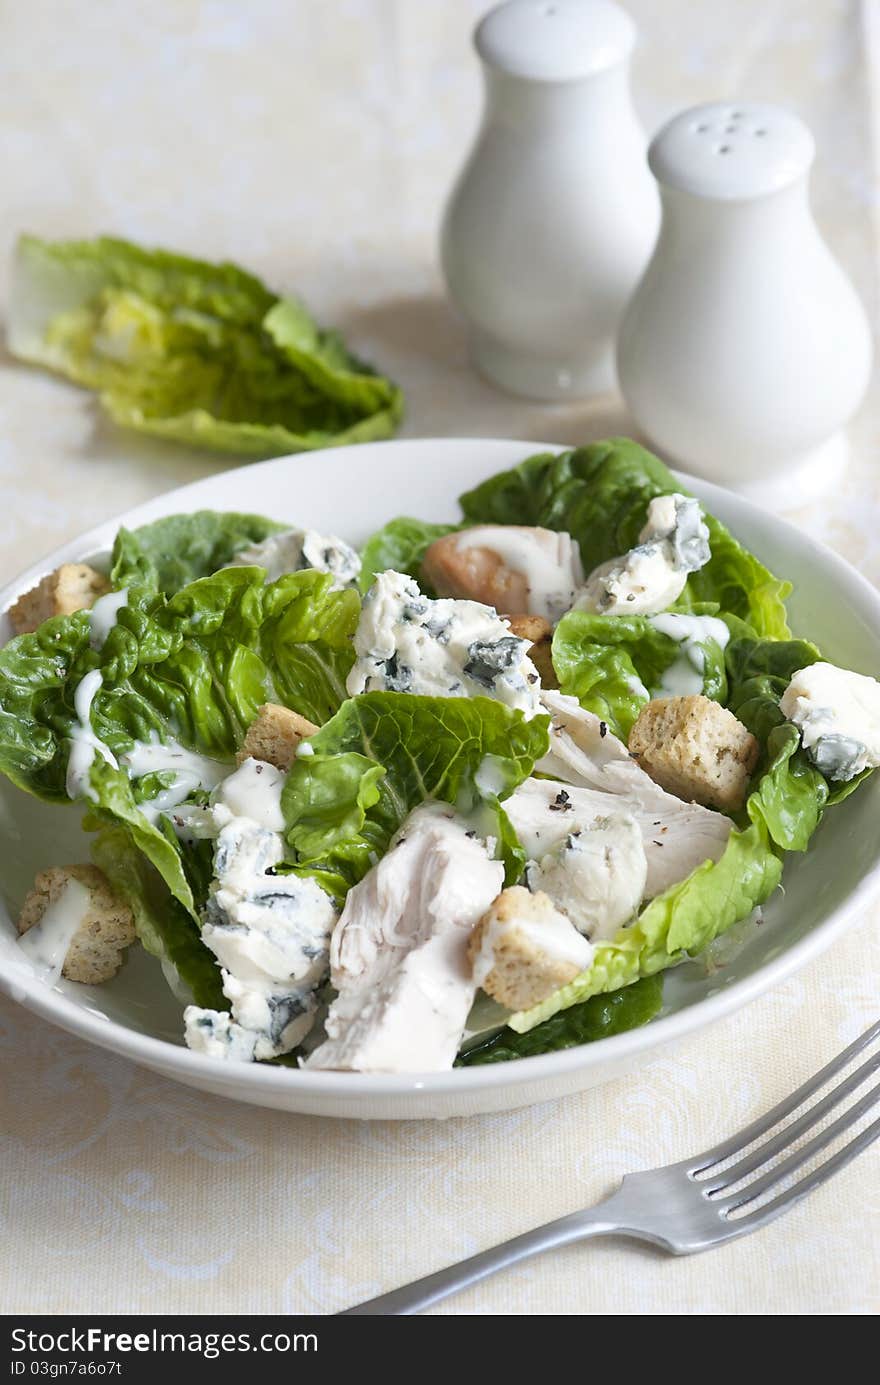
3;438;878;1076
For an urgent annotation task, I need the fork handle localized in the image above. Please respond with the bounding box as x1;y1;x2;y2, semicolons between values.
337;1203;621;1315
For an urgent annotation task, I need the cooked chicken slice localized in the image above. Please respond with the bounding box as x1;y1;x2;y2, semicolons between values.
513;690;731;896
305;803;505;1073
506;776;728;900
422;526;583;623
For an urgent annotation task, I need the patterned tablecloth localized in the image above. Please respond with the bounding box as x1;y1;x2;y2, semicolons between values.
0;1;877;1315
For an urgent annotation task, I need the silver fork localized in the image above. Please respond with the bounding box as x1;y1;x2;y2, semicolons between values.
340;1019;880;1314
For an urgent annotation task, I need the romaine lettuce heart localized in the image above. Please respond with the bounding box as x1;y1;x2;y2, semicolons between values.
9;234;402;457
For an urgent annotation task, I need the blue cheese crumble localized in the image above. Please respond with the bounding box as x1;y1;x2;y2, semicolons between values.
575;493;711;617
183;758;338;1062
780;661;880;782
232;527;361;588
346;570;542;717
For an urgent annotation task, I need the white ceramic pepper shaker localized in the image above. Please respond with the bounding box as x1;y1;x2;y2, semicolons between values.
618;101;873;509
441;0;659;400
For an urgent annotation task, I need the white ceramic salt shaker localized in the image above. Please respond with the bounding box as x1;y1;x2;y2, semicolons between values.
618;102;873;509
441;0;659;400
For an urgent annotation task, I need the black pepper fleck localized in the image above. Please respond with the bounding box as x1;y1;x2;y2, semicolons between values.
599;721;607;738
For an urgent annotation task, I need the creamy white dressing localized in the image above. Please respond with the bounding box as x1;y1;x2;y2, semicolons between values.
211;757;286;832
474;754;510;800
456;527;583;623
649;612;730;699
17;877;91;984
122;736;228;824
66;670;118;802
88;587;128;650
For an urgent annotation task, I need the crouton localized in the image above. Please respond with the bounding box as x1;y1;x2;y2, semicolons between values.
8;564;111;636
506;613;558;690
236;702;319;770
467;885;593;1012
505;613;550;645
628;694;759;812
17;865;136;984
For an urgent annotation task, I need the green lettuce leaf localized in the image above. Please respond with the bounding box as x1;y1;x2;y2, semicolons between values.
90;822;223;1007
458;973;664;1064
459;439;791;638
551;606;729;741
282;692;550;889
257;571;361;726
8;234;402;457
110;510;286;594
359;517;460;594
0;568;358;913
509;821;782;1033
724;634;871;849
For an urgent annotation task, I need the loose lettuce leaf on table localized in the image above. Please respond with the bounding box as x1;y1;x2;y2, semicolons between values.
359;517;460;593
459;439;791;639
551;606;729;741
8;234;402;457
458;973;664;1064
509;821;782;1033
282;692;550;890
110;510;286;594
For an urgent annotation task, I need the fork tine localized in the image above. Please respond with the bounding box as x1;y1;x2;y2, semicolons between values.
733;1111;880;1233
716;1077;880;1212
700;1044;880;1192
690;1018;880;1173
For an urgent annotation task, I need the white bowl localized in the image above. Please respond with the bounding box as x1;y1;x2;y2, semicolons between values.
1;438;879;1119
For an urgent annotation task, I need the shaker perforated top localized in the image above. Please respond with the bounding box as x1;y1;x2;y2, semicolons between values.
648;102;815;200
475;0;636;82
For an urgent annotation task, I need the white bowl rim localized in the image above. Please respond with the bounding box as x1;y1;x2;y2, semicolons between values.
2;435;879;1103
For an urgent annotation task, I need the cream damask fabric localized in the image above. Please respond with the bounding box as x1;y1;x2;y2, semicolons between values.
0;0;877;1315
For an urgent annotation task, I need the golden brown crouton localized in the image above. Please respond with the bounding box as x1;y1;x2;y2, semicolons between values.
628;694;759;812
467;886;593;1012
8;564;111;636
506;614;558;690
505;613;551;645
236;702;319;770
18;865;136;984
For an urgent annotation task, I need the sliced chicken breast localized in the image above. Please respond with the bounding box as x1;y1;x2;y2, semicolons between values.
305;803;504;1073
515;691;732;896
